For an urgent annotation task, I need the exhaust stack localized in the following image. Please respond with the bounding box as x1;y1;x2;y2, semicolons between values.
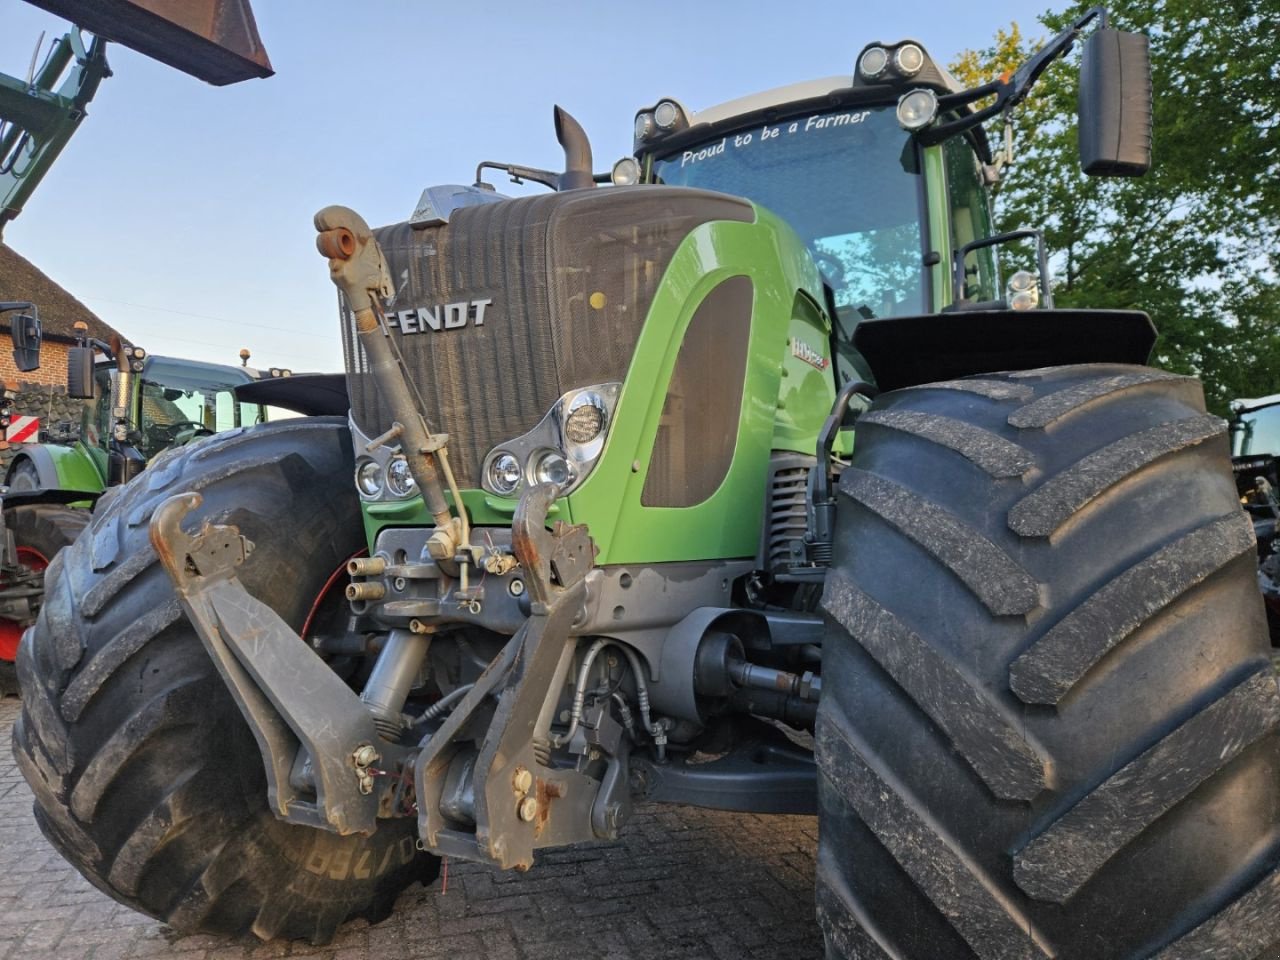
554;106;594;191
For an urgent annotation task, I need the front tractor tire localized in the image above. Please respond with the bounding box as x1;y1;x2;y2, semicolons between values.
12;420;439;943
817;365;1280;959
0;504;89;697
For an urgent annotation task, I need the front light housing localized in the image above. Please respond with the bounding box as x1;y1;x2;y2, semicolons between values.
481;382;621;498
654;99;681;130
858;46;888;79
1008;270;1037;293
535;451;576;489
894;43;925;75
611;157;641;186
1008;271;1041;310
385;456;417;498
896;89;938;131
355;458;384;498
488;452;522;496
564;392;607;445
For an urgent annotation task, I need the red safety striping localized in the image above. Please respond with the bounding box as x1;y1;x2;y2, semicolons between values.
6;416;39;443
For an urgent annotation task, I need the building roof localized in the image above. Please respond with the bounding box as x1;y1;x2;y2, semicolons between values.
0;243;123;344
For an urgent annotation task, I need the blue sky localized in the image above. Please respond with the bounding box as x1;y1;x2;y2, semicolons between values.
1;0;1055;372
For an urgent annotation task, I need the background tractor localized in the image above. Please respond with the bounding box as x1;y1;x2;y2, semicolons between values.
1229;393;1280;641
0;318;278;695
14;9;1280;960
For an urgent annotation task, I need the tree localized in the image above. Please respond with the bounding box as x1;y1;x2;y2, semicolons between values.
952;0;1280;413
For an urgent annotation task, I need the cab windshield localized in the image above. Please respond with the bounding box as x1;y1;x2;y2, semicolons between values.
1234;404;1280;457
653;105;924;329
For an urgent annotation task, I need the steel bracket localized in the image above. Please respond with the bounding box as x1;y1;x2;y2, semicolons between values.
149;492;383;836
416;482;602;868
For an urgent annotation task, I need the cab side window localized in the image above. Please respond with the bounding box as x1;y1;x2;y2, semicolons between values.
945;137;998;303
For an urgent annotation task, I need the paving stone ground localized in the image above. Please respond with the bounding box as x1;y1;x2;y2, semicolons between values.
0;697;824;959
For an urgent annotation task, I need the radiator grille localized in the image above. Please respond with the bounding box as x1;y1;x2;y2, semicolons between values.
761;454;816;572
340;187;752;488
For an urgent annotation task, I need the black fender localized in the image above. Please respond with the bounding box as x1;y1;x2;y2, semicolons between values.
235;373;350;417
5;446;63;490
852;308;1157;391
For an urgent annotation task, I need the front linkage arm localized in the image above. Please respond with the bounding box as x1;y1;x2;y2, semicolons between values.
147;482;607;866
150;492;386;835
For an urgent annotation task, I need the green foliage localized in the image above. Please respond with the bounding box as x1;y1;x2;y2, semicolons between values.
952;0;1280;413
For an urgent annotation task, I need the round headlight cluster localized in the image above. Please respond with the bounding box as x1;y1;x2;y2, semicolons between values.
386;457;417;498
1007;270;1041;311
635;100;685;143
896;89;938;131
488;452;522;496
355;458;383;498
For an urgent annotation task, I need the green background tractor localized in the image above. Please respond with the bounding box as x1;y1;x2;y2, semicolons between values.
15;11;1280;959
0;330;270;695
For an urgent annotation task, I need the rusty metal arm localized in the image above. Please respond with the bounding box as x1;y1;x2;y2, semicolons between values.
148;492;384;836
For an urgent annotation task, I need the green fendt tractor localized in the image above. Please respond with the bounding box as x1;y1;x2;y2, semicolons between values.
1229;394;1280;641
0;327;272;695
15;11;1280;958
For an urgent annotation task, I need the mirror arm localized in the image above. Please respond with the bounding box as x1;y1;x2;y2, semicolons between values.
474;160;560;192
920;5;1110;152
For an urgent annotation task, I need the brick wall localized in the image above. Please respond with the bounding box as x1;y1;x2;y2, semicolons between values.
0;363;91;476
0;340;72;390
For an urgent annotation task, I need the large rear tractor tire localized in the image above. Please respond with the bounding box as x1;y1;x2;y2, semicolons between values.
0;504;88;697
11;420;440;943
816;365;1280;959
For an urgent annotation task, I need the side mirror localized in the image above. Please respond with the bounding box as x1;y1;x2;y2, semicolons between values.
10;312;40;373
1078;29;1152;176
66;346;95;399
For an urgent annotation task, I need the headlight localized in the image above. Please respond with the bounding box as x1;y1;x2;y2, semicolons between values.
858;46;888;79
634;112;655;141
896;89;938;131
654;100;681;130
894;43;925;76
385;456;417;498
564;393;606;445
1008;270;1037;293
488;452;522;496
535;451;576;489
355;458;383;498
611;157;641;186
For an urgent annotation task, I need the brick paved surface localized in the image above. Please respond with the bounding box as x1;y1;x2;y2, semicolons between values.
0;697;824;959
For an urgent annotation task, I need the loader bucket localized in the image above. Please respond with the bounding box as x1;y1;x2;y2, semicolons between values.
25;0;272;85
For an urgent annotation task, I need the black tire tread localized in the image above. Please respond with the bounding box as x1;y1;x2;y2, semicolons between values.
840;468;1040;617
817;364;1280;960
1008;414;1226;537
858;410;1035;478
11;420;438;944
1009;512;1257;705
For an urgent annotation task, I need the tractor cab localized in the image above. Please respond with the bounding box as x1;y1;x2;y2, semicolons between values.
64;331;266;487
627;22;1152;388
81;354;264;462
637;55;999;335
